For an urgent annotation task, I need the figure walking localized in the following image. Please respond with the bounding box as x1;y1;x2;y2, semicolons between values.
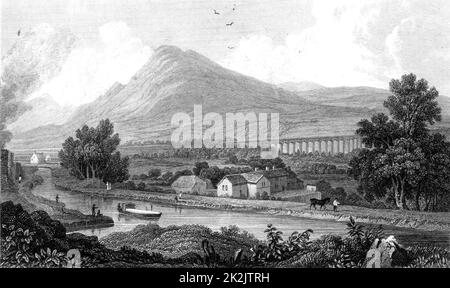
333;199;340;212
55;194;59;203
91;204;97;216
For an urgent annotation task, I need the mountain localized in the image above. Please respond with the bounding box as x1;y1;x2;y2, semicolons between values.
7;96;76;133
280;85;450;137
278;81;326;92
8;46;384;149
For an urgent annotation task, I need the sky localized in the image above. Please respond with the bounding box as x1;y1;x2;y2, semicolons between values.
1;0;450;106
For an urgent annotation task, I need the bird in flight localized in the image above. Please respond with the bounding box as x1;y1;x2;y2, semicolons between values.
226;22;234;26
17;29;21;36
213;9;220;15
228;46;235;49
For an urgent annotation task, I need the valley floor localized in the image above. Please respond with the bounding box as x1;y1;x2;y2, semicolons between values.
52;168;450;233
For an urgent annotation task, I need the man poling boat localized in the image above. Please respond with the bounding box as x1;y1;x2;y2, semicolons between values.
117;203;162;219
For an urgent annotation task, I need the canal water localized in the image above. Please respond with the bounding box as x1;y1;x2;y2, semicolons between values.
33;168;449;247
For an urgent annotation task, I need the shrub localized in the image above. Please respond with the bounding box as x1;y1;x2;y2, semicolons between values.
148;169;161;179
137;182;146;191
139;174;148;180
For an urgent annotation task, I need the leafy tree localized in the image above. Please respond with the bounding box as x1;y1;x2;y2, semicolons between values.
386;74;441;139
373;138;425;209
350;74;449;211
148;168;161;179
59;119;129;184
102;152;130;184
193;161;209;176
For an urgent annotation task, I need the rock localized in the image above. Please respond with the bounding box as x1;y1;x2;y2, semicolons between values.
31;210;67;239
365;235;407;268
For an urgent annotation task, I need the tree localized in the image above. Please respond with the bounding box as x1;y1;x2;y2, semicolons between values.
350;74;449;211
385;74;441;139
193;161;209;176
59;119;129;184
372;138;425;209
148;168;161;179
102;152;130;184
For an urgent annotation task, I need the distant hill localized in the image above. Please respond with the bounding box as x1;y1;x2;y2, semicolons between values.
7;96;75;133
278;81;326;92
9;45;449;149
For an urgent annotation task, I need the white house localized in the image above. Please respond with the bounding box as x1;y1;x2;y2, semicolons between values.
306;185;317;192
241;172;270;198
217;174;248;198
45;155;52;163
30;152;45;165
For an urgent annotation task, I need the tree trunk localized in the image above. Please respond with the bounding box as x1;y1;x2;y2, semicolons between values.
415;190;421;211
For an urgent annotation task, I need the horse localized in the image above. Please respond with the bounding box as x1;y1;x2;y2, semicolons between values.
310;197;331;210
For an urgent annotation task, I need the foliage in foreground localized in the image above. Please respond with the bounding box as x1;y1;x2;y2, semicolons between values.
1;201;448;268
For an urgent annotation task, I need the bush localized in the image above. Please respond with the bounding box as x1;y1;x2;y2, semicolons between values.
137;182;146;191
344;193;368;206
322;187;347;203
139;174;148;180
148;169;162;179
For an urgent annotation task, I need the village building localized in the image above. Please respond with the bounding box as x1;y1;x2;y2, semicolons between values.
286;169;304;190
171;175;213;195
306;185;317;192
217;174;248;198
241;172;271;198
30;152;46;165
45;155;52;162
261;169;288;193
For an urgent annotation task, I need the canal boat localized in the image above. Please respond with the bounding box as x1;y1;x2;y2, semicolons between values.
117;203;162;219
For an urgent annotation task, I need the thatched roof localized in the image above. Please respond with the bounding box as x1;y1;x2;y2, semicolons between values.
171;175;207;189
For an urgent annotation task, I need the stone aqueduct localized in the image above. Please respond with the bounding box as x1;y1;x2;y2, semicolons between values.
278;135;364;155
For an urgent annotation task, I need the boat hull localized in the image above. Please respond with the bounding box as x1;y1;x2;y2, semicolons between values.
118;209;162;219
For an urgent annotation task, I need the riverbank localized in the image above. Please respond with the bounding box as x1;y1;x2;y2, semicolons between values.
52;168;450;233
16;166;114;232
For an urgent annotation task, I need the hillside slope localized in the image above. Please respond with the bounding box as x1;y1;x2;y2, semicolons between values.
10;46;379;149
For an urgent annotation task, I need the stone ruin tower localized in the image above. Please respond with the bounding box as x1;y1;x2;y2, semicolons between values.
0;149;17;193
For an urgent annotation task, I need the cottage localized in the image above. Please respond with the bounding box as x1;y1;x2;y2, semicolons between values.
30;152;46;165
45;155;52;163
171;175;212;195
262;169;288;193
217;174;248;198
306;185;317;192
286;170;304;190
241;172;270;198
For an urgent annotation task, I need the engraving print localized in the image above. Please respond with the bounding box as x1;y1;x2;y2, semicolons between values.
1;0;449;270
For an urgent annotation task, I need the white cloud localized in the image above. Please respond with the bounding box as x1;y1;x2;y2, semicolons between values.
28;22;152;106
221;0;450;94
220;0;385;88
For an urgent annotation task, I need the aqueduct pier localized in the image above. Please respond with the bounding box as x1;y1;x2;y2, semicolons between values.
278;135;364;155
